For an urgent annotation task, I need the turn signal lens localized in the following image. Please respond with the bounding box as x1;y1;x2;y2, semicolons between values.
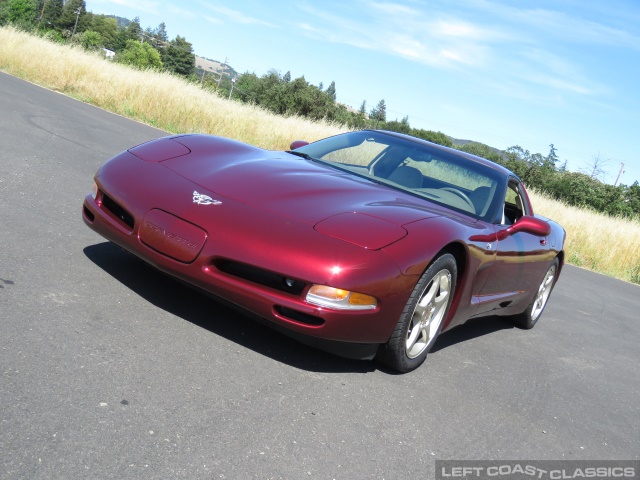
91;182;98;199
348;292;377;306
308;285;349;301
306;285;377;310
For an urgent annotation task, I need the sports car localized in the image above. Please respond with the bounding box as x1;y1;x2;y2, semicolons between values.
82;129;565;372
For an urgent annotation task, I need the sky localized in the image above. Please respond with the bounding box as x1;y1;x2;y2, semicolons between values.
86;0;640;185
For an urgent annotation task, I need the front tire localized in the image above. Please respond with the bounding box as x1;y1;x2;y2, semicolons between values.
377;254;457;373
511;258;559;329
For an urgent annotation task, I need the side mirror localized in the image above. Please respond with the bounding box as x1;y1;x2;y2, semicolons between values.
497;215;551;240
290;140;309;150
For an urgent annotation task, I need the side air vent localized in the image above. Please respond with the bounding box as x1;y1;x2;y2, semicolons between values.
102;194;135;230
275;306;324;326
83;205;95;222
213;259;306;295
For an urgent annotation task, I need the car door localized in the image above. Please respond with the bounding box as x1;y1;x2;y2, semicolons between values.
473;179;553;314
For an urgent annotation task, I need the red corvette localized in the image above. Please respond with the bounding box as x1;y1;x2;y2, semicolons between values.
82;130;565;372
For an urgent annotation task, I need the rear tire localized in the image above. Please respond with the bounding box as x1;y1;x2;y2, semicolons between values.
511;258;559;329
377;254;457;373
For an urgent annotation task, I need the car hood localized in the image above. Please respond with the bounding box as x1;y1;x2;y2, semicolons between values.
160;135;444;229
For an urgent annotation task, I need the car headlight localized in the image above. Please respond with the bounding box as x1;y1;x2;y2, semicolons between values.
306;285;377;310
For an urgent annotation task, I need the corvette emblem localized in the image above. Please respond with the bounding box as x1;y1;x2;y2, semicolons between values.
193;191;221;205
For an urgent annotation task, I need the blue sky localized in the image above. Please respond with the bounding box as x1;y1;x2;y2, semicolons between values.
87;0;640;185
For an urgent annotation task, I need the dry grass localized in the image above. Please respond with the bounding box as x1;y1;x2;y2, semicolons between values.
2;27;639;284
530;190;640;284
0;27;345;149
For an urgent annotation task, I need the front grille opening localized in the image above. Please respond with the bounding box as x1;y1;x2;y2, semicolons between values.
102;194;134;229
83;205;95;222
213;259;306;295
275;306;324;326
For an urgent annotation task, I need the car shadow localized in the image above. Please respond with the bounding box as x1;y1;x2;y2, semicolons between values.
83;242;515;374
84;242;377;374
431;316;515;353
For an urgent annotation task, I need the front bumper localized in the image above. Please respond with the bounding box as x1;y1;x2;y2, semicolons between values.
82;187;413;353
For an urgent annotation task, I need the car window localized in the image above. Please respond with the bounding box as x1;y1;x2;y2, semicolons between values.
294;130;504;221
502;181;527;225
403;157;494;191
322;141;387;167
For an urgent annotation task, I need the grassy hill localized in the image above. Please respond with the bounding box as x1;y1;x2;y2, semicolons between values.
195;55;238;83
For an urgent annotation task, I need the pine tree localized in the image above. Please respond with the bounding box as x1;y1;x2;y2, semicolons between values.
370;99;386;126
36;0;63;29
161;35;195;77
325;81;336;102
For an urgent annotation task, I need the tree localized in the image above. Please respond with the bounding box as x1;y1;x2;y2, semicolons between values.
86;13;118;50
35;0;63;29
117;39;162;69
0;3;7;26
582;153;610;181
546;143;559;168
4;0;37;28
77;29;102;50
149;21;168;47
113;15;141;50
58;0;87;33
623;181;640;218
325;81;336;102
283;70;291;83
413;129;453;147
161;35;195;76
458;142;503;163
370;99;386;126
385;116;411;134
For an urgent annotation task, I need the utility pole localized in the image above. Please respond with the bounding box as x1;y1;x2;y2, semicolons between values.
37;0;49;30
217;57;228;91
72;8;81;36
228;76;237;100
614;162;625;187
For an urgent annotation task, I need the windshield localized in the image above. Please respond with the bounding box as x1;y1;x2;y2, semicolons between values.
294;130;504;221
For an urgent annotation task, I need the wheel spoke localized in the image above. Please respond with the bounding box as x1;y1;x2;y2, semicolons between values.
434;274;450;308
531;265;556;320
406;316;424;352
414;297;429;317
422;281;439;306
405;269;452;359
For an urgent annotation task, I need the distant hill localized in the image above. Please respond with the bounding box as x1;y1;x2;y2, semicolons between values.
450;137;505;156
195;56;238;82
450;137;473;146
105;15;130;29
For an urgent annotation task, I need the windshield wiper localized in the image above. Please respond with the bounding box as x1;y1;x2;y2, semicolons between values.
286;150;315;161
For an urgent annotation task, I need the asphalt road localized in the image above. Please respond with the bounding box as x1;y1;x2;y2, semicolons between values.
1;71;638;480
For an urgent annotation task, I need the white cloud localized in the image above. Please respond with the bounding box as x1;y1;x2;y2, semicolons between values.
166;5;196;19
465;0;640;50
203;15;223;26
198;2;276;27
293;0;627;101
293;2;499;69
91;0;160;15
